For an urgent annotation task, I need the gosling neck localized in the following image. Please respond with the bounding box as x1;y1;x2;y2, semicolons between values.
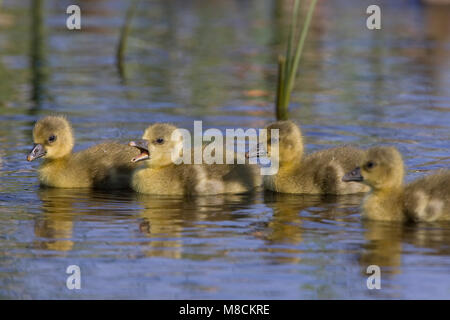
144;161;176;171
364;186;406;221
278;148;304;173
371;184;404;198
42;153;71;166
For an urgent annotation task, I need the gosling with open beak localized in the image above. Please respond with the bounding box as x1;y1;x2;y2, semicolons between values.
129;140;150;162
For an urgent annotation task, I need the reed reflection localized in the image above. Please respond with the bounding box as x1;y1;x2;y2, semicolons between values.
423;4;450;99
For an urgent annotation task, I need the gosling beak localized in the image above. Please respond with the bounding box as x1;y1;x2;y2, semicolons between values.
245;144;266;159
129;140;150;162
342;167;363;182
27;144;46;162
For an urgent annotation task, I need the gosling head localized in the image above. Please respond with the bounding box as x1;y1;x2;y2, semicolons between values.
343;146;404;191
27;116;74;162
263;120;304;165
129;123;181;167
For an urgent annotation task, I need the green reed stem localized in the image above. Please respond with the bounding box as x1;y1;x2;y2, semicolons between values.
276;55;286;120
275;0;318;120
116;0;139;80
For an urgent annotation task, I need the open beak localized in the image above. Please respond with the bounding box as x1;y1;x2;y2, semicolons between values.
27;144;46;162
342;167;363;182
129;140;150;162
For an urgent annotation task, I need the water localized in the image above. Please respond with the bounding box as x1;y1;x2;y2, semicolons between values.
0;0;449;299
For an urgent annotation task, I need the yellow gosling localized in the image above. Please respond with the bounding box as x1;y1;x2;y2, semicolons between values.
129;123;261;195
27;115;140;189
343;146;450;222
259;120;369;195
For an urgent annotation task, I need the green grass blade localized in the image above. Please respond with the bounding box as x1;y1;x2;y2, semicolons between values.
275;0;317;120
116;0;139;80
276;55;287;120
284;0;301;82
285;0;317;97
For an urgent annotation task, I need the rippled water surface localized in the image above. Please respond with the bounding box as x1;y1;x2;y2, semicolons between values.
0;0;449;299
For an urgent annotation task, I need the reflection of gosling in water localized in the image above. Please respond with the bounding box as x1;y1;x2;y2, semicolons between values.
343;146;450;222
27;116;140;189
129;123;261;195
253;120;369;195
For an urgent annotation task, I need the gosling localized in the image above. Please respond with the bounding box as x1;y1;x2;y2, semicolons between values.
129;123;261;195
250;120;369;195
27;115;140;189
342;146;450;222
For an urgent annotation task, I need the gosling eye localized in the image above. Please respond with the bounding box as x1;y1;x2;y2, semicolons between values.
48;135;57;143
366;161;375;169
155;138;164;144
